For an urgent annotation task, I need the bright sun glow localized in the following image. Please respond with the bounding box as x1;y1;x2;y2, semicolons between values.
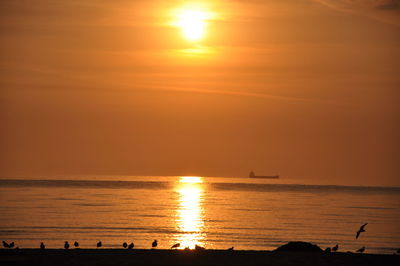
172;6;214;42
177;10;206;41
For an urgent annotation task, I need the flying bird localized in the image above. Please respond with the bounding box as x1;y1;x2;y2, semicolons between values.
9;242;15;248
123;242;128;248
356;246;365;253
2;241;9;248
74;241;79;248
40;242;45;250
64;241;70;249
171;243;180;249
152;240;158;248
332;244;339;252
128;242;134;249
97;241;102;248
356;223;368;239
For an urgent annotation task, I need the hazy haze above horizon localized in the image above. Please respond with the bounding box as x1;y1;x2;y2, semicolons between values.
1;0;399;186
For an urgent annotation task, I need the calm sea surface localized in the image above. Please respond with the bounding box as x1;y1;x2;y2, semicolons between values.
0;176;399;254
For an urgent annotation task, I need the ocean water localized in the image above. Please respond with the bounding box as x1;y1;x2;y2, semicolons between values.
0;176;399;254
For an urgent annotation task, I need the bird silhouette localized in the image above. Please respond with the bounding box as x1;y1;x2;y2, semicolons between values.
40;242;45;250
9;242;14;248
128;242;134;249
356;246;365;253
97;241;102;248
332;244;339;252
2;241;9;248
171;243;180;249
227;247;234;251
324;247;331;253
123;242;128;249
356;223;368;239
152;240;157;248
64;241;70;249
74;241;79;248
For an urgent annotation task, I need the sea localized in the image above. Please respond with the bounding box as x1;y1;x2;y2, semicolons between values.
0;176;399;254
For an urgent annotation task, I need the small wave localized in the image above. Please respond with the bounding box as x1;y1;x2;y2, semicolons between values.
137;214;167;218
0;179;173;190
345;206;395;210
210;182;400;194
53;197;80;201
232;208;272;212
0;225;180;234
73;203;115;207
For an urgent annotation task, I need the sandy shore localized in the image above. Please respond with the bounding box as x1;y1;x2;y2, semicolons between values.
1;249;399;266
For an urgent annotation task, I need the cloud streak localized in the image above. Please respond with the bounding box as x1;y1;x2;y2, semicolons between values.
376;0;400;10
144;84;353;107
314;0;400;26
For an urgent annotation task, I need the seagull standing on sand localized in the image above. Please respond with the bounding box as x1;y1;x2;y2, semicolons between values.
123;242;128;248
356;223;368;239
152;240;158;248
128;242;134;249
332;244;339;252
64;241;70;249
356;246;365;253
74;241;79;248
2;241;9;248
97;241;102;248
40;242;45;250
171;243;180;249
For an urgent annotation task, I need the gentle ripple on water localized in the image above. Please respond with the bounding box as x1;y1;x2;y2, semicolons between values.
0;176;399;254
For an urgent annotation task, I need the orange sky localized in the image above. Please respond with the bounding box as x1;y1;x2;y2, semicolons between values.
0;0;399;186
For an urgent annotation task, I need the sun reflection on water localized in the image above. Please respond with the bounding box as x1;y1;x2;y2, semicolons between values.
175;176;205;249
180;176;202;184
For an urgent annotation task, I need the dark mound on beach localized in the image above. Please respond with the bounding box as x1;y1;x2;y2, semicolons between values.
274;241;323;252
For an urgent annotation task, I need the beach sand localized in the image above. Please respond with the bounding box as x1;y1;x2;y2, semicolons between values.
1;249;399;266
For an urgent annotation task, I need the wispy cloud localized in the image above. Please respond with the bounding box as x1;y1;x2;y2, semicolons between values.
376;0;400;10
144;84;353;107
314;0;400;26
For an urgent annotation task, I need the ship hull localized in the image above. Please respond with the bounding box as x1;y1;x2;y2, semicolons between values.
249;176;279;179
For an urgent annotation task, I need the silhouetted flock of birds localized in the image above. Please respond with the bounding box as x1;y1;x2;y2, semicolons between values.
3;239;209;251
2;223;399;254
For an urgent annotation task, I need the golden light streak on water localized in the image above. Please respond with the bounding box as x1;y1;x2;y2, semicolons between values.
175;176;205;249
180;176;202;184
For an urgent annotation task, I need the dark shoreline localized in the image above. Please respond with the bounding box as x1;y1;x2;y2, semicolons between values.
1;249;399;266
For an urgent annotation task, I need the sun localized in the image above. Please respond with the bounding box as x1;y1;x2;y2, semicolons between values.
177;10;206;41
173;7;212;42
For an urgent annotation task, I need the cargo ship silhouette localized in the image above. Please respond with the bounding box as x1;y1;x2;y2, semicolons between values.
249;171;279;179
